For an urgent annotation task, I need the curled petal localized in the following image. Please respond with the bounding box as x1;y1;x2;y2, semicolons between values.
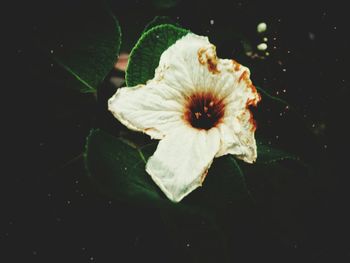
216;118;257;163
218;64;260;163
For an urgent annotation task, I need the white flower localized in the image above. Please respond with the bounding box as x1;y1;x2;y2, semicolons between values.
108;33;261;202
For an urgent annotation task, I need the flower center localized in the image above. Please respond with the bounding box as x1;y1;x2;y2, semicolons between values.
184;92;225;130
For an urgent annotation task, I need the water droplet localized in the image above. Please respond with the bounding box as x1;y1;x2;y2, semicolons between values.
257;22;267;33
257;43;267;51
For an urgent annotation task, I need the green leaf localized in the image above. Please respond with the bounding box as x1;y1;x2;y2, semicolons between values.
257;141;300;164
85;129;261;261
140;144;252;208
142;16;179;34
84;129;252;212
84;129;165;205
51;8;121;93
126;24;189;87
183;155;253;211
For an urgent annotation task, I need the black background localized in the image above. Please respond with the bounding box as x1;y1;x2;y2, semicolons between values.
5;0;350;262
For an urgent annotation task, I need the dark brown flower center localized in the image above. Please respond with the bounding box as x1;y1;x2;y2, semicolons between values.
184;92;225;130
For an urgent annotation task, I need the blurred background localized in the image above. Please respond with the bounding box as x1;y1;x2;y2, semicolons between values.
5;0;350;262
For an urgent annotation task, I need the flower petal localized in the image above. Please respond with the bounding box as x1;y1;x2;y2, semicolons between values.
152;33;225;97
216;119;257;163
153;34;246;100
215;61;261;163
145;126;221;202
108;82;185;140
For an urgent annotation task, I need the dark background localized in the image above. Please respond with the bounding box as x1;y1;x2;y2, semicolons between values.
5;0;350;262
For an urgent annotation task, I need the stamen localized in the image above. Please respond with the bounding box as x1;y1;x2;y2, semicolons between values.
184;92;225;130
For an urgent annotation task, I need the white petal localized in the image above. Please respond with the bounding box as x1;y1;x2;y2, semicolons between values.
108;83;185;140
152;33;222;97
145;126;221;202
216;118;257;163
153;32;259;108
215;62;261;163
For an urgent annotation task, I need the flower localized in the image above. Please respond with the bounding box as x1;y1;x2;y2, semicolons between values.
108;33;261;202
